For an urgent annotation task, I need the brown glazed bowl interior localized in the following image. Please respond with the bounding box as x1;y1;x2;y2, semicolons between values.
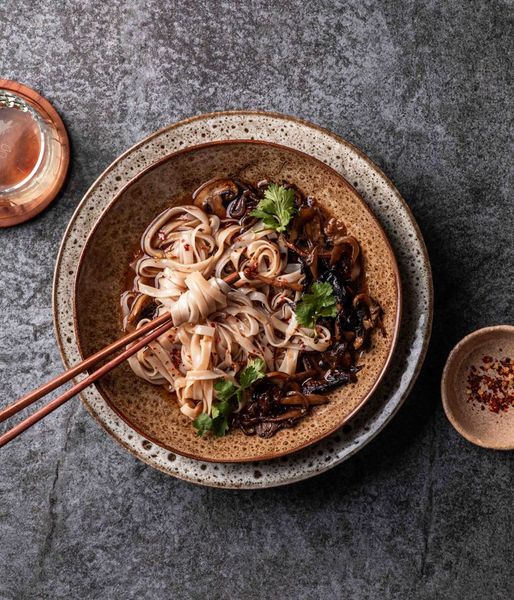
74;140;401;462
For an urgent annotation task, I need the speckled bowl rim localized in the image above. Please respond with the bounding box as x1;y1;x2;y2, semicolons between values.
73;138;403;463
441;325;514;450
53;110;433;488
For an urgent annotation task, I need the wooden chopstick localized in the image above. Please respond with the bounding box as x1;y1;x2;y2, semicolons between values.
0;314;174;448
0;312;172;426
0;271;247;449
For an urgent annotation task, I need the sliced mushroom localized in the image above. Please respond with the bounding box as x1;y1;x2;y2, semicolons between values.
353;293;372;309
281;237;310;258
324;217;347;244
126;293;156;330
354;293;383;332
301;368;356;394
305;215;322;246
254;421;284;438
329;244;345;266
288;369;317;381
279;392;309;408
265;371;290;382
192;178;239;218
305;394;330;405
353;293;380;317
332;235;360;266
281;237;332;273
350;260;361;281
226;194;247;218
290;206;317;242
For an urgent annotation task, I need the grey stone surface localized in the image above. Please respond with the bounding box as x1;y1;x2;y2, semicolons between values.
0;0;513;598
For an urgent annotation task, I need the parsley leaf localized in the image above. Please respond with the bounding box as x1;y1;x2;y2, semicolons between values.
214;379;238;403
250;184;296;232
211;400;232;437
201;377;243;438
193;412;213;437
295;282;338;328
194;398;234;438
212;400;232;420
238;357;267;389
198;358;268;437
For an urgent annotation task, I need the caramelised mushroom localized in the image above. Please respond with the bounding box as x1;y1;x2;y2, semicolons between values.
322;342;353;369
234;378;318;438
192;178;239;218
301;367;360;394
126;293;157;330
324;218;361;266
227;186;262;219
324;217;347;244
226;194;247;218
289;205;317;242
333;238;360;267
265;371;290;382
354;293;384;335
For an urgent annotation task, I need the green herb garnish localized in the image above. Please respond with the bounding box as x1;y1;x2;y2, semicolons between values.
250;184;296;232
210;399;232;437
192;412;214;437
213;379;238;403
193;358;267;437
238;357;266;389
295;282;338;328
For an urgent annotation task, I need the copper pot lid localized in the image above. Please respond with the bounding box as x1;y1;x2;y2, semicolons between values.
0;80;70;227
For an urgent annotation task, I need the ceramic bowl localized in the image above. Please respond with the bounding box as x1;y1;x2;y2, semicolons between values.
442;325;514;450
54;110;432;487
74;140;401;462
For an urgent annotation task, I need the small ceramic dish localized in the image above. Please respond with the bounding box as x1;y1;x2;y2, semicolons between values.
74;139;401;463
441;325;514;450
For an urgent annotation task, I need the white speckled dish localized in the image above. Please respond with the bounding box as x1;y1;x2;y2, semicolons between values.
53;111;433;488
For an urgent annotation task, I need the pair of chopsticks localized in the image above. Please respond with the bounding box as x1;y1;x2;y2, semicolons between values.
0;313;175;448
0;271;241;448
0;268;298;449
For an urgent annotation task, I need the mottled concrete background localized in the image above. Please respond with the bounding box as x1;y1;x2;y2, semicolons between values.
0;1;513;599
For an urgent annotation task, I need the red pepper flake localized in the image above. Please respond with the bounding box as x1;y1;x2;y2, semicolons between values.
183;243;191;251
466;355;514;414
170;347;182;369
